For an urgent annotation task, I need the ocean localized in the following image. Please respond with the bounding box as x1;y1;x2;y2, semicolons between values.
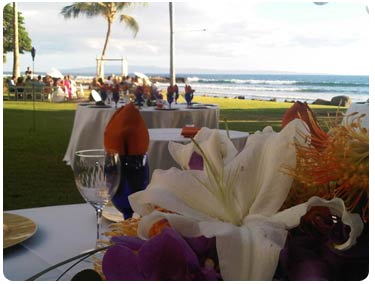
157;74;369;104
4;72;368;103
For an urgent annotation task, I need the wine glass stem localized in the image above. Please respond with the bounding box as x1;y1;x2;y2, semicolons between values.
96;208;103;241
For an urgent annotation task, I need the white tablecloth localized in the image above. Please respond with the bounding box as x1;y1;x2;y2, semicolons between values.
344;102;369;129
63;103;220;165
3;204;109;281
147;128;249;176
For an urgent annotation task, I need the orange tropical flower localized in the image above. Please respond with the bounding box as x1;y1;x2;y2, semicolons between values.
282;103;369;222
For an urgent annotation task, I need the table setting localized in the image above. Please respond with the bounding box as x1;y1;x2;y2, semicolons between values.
3;101;369;281
63;99;220;168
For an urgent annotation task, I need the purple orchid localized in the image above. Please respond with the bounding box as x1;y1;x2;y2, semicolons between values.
102;227;220;281
275;208;368;281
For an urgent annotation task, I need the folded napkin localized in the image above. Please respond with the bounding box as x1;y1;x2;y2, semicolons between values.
181;126;201;138
104;103;149;155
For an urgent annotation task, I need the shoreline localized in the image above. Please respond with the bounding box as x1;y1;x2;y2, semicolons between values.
3;73;368;105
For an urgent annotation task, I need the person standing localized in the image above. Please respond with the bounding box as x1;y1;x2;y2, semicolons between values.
63;75;72;100
25;67;33;79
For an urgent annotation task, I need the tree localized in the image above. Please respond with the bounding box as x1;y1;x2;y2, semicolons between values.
3;3;32;70
61;2;144;78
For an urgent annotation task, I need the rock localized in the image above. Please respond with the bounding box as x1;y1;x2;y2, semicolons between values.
330;95;352;107
312;99;331;105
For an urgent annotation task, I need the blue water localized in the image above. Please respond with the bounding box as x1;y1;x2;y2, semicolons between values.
161;74;369;103
4;71;368;103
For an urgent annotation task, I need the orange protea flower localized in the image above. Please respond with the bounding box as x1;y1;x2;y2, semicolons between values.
103;217;140;238
284;109;369;222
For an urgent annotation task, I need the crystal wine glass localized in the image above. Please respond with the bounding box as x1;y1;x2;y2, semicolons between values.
73;149;121;243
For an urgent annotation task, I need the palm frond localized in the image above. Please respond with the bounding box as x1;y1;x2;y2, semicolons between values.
60;3;104;19
119;14;139;37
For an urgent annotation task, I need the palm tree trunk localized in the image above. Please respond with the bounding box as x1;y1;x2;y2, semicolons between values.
12;2;20;78
98;19;113;78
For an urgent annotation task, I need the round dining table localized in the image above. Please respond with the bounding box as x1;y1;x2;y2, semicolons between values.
343;102;369;129
63;102;220;166
147;128;249;177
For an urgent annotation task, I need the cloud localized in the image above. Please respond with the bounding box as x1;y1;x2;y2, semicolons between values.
3;1;369;75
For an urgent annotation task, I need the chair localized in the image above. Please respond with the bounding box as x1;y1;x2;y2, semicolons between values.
6;80;16;100
23;86;33;100
15;86;26;100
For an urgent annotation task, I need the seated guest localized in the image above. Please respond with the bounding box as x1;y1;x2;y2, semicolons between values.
33;75;45;86
8;76;16;86
43;75;53;87
53;77;65;93
15;77;25;99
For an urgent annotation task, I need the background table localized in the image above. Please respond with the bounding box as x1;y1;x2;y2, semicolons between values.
3;204;108;281
63;103;220;165
344;102;369;129
147;128;249;176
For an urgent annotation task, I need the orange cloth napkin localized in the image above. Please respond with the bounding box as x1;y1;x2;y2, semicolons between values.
181;126;201;138
104;103;149;155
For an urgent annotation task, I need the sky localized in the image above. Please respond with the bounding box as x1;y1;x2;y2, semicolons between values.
2;1;371;75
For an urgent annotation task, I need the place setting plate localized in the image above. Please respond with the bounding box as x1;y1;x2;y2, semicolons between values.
189;105;208;109
154;108;179;111
88;105;112;108
3;213;38;249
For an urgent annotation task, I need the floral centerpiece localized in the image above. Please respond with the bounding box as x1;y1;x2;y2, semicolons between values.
134;85;145;106
98;102;368;281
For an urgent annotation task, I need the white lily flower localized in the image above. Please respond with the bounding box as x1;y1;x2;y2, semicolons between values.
168;127;238;171
129;120;363;280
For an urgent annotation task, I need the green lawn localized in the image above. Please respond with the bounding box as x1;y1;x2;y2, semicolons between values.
3;97;345;210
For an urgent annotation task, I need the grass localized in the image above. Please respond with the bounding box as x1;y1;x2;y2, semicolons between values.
2;97;345;210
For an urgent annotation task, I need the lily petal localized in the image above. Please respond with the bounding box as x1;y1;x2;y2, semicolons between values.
241;119;309;216
270;196;363;250
129;167;234;223
168;127;238;171
217;216;287;280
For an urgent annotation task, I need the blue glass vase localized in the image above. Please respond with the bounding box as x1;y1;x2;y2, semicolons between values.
135;94;144;106
112;154;149;219
185;93;194;107
167;93;174;108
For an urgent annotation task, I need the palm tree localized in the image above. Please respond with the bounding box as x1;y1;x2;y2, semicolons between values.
61;2;143;78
